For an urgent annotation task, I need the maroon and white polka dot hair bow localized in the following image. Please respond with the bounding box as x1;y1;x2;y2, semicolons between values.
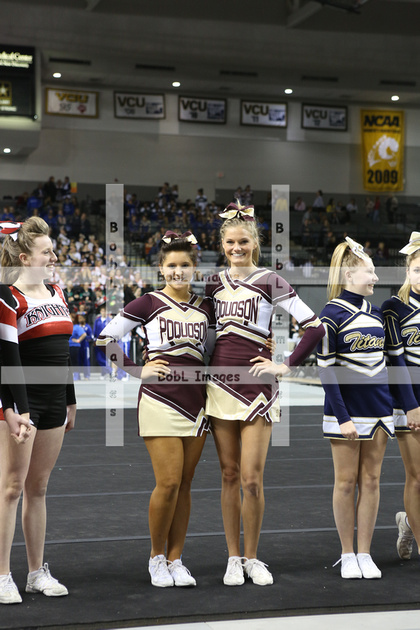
162;230;198;245
219;202;255;222
0;221;23;241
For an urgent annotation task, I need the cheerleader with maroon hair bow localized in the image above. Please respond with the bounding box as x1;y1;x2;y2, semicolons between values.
97;230;214;589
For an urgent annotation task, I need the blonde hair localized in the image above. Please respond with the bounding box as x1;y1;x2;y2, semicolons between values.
327;241;368;301
219;200;261;265
398;250;420;304
1;216;50;284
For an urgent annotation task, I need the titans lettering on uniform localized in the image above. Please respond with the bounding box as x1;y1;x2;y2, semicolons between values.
317;290;393;439
382;291;420;429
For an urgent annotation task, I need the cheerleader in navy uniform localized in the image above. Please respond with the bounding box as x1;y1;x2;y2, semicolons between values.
0;217;74;604
317;237;394;580
381;232;420;561
97;232;213;588
206;202;324;586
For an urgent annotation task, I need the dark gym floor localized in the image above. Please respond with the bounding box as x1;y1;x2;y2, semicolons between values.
1;402;419;630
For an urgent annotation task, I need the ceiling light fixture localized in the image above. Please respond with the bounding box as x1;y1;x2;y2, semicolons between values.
391;95;400;101
284;88;293;95
53;72;62;79
3;148;11;154
172;81;181;88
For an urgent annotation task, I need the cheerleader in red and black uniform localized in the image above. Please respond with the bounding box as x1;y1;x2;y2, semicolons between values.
0;217;75;604
0;281;31;442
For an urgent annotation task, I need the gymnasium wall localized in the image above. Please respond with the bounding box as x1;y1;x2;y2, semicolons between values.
1;90;420;204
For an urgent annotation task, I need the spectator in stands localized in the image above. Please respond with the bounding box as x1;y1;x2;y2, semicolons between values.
312;190;325;209
325;230;337;255
1;206;15;221
43;176;57;204
374;241;389;266
62;176;71;198
233;187;243;204
70;208;82;238
80;212;91;238
243;185;253;206
386;193;398;224
372;196;381;223
365;196;374;219
294;197;306;212
326;198;336;215
170;184;179;203
363;241;373;257
346;198;358;215
78;313;93;379
195;188;208;213
31;183;44;199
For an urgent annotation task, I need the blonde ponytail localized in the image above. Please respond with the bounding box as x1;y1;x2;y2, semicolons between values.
327;241;366;300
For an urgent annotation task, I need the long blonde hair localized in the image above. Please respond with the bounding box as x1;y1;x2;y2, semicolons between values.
1;216;50;284
327;241;367;300
398;250;420;304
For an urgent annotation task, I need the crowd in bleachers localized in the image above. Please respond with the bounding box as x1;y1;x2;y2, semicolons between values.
2;178;417;324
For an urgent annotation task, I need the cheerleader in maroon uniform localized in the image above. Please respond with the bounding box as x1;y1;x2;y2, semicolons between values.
0;217;74;604
206;202;324;586
98;232;213;588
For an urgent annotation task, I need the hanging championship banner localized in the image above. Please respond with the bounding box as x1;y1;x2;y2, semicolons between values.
46;88;98;118
361;109;404;192
241;101;287;127
178;96;226;123
114;92;165;119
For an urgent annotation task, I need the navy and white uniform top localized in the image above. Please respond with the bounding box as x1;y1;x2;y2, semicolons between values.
382;290;420;429
205;268;324;423
317;289;394;439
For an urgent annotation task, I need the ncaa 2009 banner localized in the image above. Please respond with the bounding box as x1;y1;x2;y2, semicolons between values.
361;109;404;192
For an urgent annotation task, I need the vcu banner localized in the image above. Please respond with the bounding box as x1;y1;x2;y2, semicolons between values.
361;109;404;192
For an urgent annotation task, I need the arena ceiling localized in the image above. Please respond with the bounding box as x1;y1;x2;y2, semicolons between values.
1;0;420;106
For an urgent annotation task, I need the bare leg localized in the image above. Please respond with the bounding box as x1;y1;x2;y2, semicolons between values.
330;439;360;554
144;437;185;558
22;425;65;572
211;418;242;557
0;423;36;574
167;435;206;561
240;416;272;559
397;431;420;550
356;429;388;553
